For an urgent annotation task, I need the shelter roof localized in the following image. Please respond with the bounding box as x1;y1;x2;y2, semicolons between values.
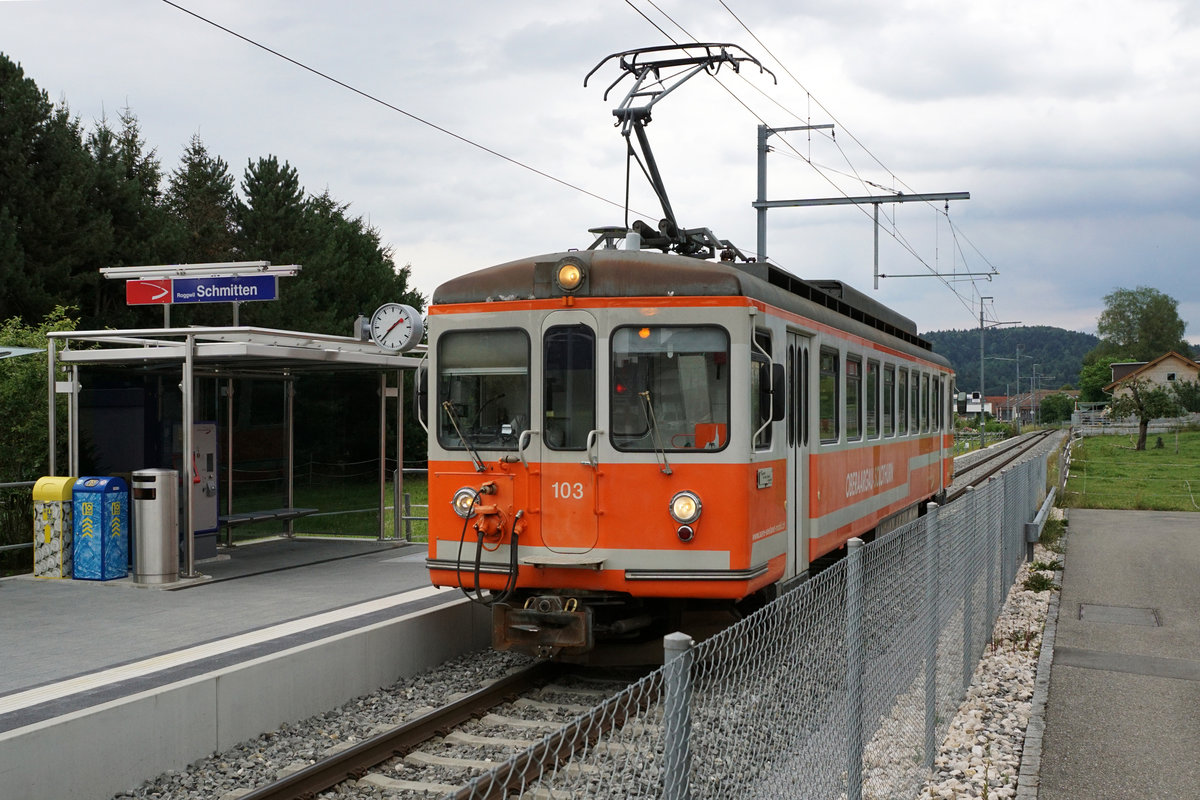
47;326;423;376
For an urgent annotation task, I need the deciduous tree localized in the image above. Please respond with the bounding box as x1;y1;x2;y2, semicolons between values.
1109;377;1182;451
1078;355;1124;403
0;308;76;480
1172;379;1200;414
1038;393;1074;424
1093;287;1191;362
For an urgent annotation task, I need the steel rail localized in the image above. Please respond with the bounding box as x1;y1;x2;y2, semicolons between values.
452;674;661;800
236;659;563;800
946;430;1054;503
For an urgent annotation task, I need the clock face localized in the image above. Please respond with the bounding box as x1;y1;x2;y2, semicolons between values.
369;303;424;351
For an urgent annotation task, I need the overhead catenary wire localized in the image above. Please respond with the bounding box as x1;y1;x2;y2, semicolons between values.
709;0;1002;322
158;0;632;217
622;0;987;322
162;0;1003;327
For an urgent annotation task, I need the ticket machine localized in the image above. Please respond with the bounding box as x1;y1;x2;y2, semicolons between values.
174;421;219;559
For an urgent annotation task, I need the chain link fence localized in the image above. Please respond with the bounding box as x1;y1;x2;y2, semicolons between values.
454;447;1053;800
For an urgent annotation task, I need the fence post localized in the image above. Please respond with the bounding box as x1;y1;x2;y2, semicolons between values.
1001;468;1014;587
962;486;976;690
403;492;413;542
985;482;997;625
663;631;694;800
393;467;401;540
923;504;940;769
846;536;864;800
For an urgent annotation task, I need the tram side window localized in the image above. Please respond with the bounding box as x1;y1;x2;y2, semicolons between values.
786;344;796;447
866;359;879;438
610;325;730;452
846;355;862;440
543;325;595;450
933;376;941;431
897;368;908;436
437;329;530;452
920;373;929;431
802;347;810;446
819;348;839;443
910;370;921;435
883;364;895;437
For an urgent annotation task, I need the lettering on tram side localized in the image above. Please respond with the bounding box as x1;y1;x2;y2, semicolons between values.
845;463;896;499
751;521;786;542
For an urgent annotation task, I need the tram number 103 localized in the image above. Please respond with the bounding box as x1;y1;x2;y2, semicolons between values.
551;481;585;500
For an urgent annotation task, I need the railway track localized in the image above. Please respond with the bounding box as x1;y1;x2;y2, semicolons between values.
236;659;652;800
947;429;1055;503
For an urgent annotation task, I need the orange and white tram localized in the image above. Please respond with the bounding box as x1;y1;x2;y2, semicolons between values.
419;248;954;658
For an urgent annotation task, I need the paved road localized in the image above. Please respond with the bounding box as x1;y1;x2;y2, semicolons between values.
1038;509;1200;799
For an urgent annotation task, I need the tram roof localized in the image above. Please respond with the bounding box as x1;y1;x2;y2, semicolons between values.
434;249;949;367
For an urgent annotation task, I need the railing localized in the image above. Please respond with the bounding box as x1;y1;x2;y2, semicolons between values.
454;439;1057;800
1073;411;1200;437
1;482;35;576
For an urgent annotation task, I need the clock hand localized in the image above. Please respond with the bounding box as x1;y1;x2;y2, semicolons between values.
384;318;404;335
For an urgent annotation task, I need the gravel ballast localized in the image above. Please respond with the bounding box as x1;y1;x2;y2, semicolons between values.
109;550;1061;800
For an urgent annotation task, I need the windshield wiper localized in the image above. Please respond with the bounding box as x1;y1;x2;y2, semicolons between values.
639;390;672;475
442;400;486;472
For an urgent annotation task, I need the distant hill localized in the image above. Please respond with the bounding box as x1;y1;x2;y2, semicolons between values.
922;326;1100;397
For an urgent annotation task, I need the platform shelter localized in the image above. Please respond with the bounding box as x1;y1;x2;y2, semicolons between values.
45;325;422;578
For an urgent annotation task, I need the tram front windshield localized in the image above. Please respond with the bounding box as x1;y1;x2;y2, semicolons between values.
611;325;730;452
437;329;530;451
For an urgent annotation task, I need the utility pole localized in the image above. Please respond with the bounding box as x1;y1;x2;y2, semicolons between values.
980;297;990;450
977;298;1021;449
1015;345;1022;432
753;124;973;285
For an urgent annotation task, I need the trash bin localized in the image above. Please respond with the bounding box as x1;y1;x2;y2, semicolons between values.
132;468;179;584
73;476;129;581
33;476;75;579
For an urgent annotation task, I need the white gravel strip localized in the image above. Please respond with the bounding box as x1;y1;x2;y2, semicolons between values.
920;540;1063;800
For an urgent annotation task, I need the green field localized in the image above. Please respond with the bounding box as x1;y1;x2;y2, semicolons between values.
229;475;429;542
1063;430;1200;512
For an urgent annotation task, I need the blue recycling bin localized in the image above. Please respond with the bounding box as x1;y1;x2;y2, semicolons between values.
73;476;129;581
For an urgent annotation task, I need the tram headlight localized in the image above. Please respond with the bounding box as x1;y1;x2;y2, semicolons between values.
451;487;478;518
555;259;585;292
669;491;702;525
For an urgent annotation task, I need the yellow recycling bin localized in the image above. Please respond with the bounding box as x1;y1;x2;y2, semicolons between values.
33;476;76;578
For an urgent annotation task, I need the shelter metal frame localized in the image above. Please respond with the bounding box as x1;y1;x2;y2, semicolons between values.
46;326;422;578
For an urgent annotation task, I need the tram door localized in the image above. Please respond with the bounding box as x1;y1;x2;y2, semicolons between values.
539;312;600;552
785;332;812;578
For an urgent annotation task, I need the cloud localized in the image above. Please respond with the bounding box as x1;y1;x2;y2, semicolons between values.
2;0;1197;341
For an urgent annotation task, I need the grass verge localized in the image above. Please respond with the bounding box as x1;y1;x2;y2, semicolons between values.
1062;430;1200;512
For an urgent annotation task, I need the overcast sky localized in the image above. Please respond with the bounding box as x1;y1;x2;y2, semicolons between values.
4;0;1198;343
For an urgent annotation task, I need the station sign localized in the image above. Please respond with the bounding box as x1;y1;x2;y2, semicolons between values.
126;274;278;305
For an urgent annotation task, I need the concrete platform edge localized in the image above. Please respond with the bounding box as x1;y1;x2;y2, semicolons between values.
1015;536;1066;800
0;596;491;800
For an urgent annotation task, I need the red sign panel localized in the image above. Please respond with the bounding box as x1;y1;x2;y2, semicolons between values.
126;279;173;305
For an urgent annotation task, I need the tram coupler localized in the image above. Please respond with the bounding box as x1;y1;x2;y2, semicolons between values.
493;596;593;659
